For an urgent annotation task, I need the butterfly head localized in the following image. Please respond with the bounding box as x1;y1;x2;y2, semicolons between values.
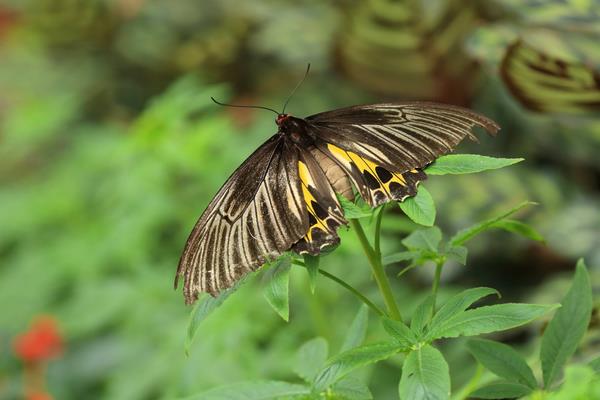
276;114;289;126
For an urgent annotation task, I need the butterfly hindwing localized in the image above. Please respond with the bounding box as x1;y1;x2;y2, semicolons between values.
318;142;428;207
176;136;308;302
292;147;347;255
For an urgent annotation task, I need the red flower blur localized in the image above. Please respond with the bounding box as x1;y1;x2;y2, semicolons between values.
13;316;63;363
26;392;53;400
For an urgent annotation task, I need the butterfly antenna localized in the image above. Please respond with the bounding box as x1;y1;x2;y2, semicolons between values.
281;63;311;115
210;97;279;115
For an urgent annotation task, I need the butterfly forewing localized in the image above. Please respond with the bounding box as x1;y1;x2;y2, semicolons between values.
176;136;308;303
307;103;498;207
307;103;499;174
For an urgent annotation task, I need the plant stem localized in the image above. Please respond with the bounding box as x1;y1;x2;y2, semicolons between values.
317;269;385;317
452;364;484;400
350;219;402;321
431;260;444;315
373;205;384;257
293;261;385;317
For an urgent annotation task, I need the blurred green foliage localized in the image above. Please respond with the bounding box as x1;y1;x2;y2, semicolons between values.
0;0;598;399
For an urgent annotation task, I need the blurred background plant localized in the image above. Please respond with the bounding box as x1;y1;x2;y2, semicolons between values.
0;0;598;399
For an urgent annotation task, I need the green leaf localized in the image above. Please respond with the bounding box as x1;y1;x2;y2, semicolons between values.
411;295;435;336
332;378;373;400
426;303;557;341
470;381;532;399
450;201;536;246
183;381;310;400
588;356;600;373
185;284;241;355
303;254;320;294
541;259;593;389
445;245;468;265
341;305;369;352
425;154;523;175
383;251;420;266
382;318;418;348
313;341;400;392
294;337;329;383
490;219;545;242
429;287;500;334
337;193;373;218
263;256;292;322
399;345;450;400
399;186;436;227
466;339;537;388
402;227;442;252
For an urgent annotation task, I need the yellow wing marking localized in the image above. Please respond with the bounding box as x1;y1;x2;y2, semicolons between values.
329;145;408;194
298;161;329;241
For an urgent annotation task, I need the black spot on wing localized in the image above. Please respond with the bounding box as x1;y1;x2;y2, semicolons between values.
312;201;328;220
375;166;393;183
363;170;380;190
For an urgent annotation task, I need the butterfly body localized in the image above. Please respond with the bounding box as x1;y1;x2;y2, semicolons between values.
176;102;499;303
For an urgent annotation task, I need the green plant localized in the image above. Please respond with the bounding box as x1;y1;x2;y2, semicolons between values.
182;154;596;399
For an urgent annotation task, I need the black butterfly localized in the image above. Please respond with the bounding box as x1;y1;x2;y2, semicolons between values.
175;102;499;304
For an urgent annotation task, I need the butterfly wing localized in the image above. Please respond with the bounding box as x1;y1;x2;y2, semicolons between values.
292;147;347;255
176;135;308;303
306;102;499;206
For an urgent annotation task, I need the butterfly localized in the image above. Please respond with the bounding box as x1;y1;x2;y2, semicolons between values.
175;101;499;304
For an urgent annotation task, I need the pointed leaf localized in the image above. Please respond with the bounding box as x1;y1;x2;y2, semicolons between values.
186;282;242;354
425;154;523;175
470;381;532;399
411;295;435;336
399;345;450;400
426;303;557;341
445;245;468;265
185;381;310;399
313;341;400;391
383;251;420;266
429;287;500;334
332;378;373;400
450;201;535;246
399;186;436;227
541;259;593;389
263;256;292;321
490;219;545;242
382;318;418;348
303;254;319;294
402;227;442;252
466;339;537;388
294;337;329;383
337;193;372;218
341;305;369;352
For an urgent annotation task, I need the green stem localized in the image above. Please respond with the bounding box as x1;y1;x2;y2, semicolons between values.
452;364;484;400
293;261;385;317
373;205;384;257
317;269;385;317
431;260;444;316
350;219;402;321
